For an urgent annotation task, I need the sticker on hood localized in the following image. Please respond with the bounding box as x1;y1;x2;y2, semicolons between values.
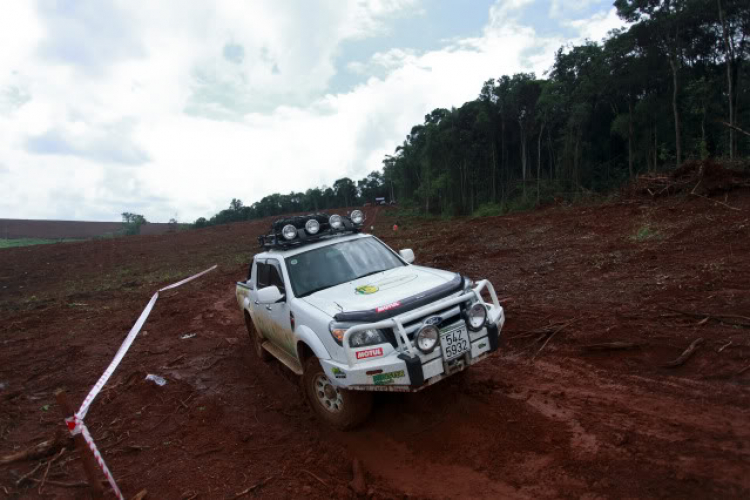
354;274;418;296
376;302;401;313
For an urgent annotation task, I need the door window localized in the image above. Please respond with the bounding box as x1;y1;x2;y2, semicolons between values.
267;261;286;298
256;261;270;289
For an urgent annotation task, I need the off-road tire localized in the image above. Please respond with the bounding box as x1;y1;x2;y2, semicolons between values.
244;313;272;362
302;356;373;430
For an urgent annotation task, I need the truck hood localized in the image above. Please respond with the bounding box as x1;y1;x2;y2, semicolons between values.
302;265;459;319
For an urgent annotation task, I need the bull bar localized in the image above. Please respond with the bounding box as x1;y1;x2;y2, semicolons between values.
342;279;503;368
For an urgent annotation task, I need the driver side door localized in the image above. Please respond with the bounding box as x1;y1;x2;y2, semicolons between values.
262;259;296;356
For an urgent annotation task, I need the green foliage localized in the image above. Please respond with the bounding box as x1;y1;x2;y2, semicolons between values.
122;212;148;236
472;203;503;217
196;0;750;227
0;238;78;249
631;224;661;242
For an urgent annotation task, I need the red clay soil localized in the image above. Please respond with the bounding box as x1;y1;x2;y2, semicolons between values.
1;191;749;499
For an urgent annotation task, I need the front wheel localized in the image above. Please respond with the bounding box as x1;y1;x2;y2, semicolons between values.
302;357;373;430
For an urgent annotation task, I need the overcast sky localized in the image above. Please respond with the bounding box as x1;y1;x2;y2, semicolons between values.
0;0;623;222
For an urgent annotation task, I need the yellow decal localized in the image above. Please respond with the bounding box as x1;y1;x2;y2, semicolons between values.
355;285;379;295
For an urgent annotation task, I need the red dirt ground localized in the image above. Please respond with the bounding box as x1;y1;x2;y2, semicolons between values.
1;190;749;499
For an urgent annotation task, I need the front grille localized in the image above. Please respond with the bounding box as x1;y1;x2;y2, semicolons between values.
382;305;463;348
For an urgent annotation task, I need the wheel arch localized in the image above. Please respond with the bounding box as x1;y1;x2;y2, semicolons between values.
295;325;331;364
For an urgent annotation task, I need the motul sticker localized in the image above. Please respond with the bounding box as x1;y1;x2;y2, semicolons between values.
376;301;400;313
356;347;383;359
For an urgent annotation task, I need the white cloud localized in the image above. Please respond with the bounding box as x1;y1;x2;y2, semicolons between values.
0;0;624;222
549;0;602;19
566;8;625;43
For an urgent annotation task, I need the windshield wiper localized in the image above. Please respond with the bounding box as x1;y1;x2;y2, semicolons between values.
298;285;334;298
356;269;387;280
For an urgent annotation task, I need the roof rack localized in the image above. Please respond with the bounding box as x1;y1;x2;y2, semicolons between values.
258;212;364;250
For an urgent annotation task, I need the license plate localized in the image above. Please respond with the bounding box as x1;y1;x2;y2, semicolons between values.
440;327;469;361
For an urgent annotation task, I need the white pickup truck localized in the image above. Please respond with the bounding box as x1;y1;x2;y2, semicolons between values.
236;211;505;429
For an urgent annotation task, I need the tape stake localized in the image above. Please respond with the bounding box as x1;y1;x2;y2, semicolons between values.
63;265;216;496
80;422;124;500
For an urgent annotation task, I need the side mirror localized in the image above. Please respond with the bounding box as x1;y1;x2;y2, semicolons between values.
257;286;284;304
399;249;415;264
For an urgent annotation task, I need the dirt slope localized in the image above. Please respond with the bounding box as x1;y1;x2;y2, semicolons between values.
1;192;749;499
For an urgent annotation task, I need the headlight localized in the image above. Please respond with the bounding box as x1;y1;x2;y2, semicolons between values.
329;322;385;347
305;218;320;234
350;210;364;225
466;302;487;331
349;329;385;348
329;214;342;229
463;277;474;291
282;224;297;240
416;324;439;353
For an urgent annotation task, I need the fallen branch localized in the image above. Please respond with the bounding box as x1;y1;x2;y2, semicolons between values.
38;447;66;494
302;469;329;488
15;462;44;486
167;355;185;367
663;338;704;368
665;308;750;328
26;477;91;488
583;342;641;352
130;489;148;500
235;476;273;498
533;319;577;359
1;434;67;465
690;192;742;211
718;120;750;138
717;340;733;353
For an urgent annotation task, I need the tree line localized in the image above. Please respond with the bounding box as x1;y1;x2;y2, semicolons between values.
197;0;748;225
193;172;390;228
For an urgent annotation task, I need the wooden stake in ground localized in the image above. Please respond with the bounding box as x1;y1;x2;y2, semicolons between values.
55;390;105;499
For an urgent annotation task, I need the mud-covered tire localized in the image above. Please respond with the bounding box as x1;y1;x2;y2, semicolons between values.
302;356;373;430
244;312;272;362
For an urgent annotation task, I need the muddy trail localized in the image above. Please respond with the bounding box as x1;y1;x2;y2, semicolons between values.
1;191;749;499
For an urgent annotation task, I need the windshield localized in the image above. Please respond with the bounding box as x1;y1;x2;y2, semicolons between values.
285;237;405;297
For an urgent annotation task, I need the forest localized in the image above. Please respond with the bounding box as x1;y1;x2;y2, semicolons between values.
196;0;749;227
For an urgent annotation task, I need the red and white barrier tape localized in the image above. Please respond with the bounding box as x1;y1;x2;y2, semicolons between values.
63;265;217;498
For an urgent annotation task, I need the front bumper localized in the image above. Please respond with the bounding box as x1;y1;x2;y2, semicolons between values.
320;280;505;392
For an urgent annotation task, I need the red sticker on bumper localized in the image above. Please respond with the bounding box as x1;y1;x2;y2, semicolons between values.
376;301;401;313
356;347;384;359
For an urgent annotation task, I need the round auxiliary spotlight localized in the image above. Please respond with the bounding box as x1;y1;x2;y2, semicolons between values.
329;214;343;229
416;324;439;353
350;210;364;225
282;224;297;240
466;302;488;331
305;218;320;234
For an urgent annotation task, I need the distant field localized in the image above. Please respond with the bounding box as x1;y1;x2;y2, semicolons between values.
0;237;80;249
0;218;175;239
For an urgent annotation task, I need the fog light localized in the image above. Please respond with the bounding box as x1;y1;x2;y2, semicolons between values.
329;214;342;229
416;324;439;353
466;303;487;331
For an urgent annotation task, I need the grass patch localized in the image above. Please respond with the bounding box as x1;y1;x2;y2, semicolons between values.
631;224;661;242
472;203;504;217
0;238;80;249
